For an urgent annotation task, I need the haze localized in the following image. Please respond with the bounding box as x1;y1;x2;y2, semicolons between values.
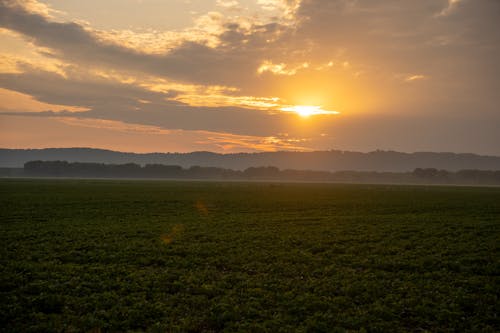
0;0;499;154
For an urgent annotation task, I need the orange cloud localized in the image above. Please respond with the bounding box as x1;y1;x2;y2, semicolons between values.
0;115;310;153
196;131;310;152
404;74;427;82
0;88;88;113
56;117;172;134
2;0;58;18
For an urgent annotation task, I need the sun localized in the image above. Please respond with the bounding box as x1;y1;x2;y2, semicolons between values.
280;105;340;117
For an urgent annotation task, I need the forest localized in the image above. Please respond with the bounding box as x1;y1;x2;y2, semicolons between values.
18;160;500;185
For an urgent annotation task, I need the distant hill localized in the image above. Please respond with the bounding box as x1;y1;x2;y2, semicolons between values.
1;148;500;172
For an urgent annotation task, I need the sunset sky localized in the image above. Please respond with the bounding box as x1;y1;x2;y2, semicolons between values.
0;0;499;154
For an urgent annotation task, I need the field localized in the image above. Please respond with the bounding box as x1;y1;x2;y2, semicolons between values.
1;179;499;332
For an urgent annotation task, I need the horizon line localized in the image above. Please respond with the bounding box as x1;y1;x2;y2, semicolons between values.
1;147;499;157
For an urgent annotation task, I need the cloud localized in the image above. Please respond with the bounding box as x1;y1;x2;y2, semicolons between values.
216;0;240;10
2;0;60;18
257;0;301;21
257;60;298;76
404;74;427;82
0;67;311;137
194;131;310;152
55;117;172;135
0;65;179;110
437;0;462;17
293;0;500;106
0;1;291;87
1;0;500;154
0;114;311;153
0;87;87;112
2;0;499;98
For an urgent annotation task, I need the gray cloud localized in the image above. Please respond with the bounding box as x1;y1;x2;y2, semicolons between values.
0;66;179;109
0;1;285;87
2;0;498;102
2;1;499;82
0;68;305;137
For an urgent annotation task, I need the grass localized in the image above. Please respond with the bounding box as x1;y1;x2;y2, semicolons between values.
1;179;499;332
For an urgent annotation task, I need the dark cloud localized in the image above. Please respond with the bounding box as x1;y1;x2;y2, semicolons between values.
0;66;179;109
0;1;284;87
2;0;498;102
0;68;303;137
2;0;499;91
0;110;87;117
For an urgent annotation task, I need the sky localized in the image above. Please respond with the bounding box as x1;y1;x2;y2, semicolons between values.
0;0;499;154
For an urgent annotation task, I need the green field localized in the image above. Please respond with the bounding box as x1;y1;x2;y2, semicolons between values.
1;179;499;332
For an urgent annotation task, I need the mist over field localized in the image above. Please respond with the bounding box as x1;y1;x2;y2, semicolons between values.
2;148;500;172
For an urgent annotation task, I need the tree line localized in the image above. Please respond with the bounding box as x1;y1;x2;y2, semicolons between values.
20;160;500;185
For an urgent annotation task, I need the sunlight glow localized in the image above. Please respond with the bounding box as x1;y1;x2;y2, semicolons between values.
280;105;340;117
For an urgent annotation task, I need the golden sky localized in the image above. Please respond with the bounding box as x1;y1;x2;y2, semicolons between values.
0;0;499;154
